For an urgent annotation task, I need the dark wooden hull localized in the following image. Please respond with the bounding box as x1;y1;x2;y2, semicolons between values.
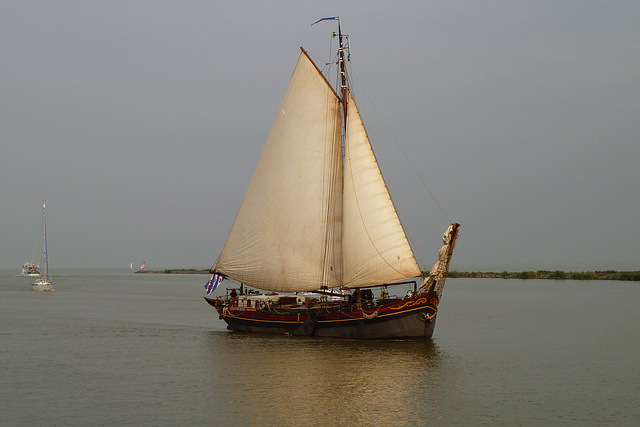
204;294;439;340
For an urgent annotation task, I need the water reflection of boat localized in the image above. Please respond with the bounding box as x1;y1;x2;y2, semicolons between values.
205;19;459;340
204;333;445;425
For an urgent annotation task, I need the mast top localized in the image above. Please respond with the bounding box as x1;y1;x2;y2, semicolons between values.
312;16;350;123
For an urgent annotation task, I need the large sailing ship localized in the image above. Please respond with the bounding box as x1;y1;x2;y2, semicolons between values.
205;19;459;340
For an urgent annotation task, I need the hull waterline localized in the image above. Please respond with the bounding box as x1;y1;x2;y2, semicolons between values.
31;283;53;292
205;294;439;340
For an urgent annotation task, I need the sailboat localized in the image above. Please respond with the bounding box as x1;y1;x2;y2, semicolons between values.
204;19;459;340
30;201;54;291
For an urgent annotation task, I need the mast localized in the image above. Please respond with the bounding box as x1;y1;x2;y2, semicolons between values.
336;22;348;128
42;201;48;280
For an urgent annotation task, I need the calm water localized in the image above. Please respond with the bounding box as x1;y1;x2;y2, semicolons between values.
1;269;638;425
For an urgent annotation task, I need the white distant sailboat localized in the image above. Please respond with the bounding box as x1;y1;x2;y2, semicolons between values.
30;201;54;291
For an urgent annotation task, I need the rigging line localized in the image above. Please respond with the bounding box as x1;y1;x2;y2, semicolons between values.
350;74;452;225
320;87;342;288
307;30;338;75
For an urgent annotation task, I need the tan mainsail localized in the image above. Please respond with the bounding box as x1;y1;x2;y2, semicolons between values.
216;52;342;292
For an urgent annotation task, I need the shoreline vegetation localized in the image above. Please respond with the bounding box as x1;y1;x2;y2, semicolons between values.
447;270;640;281
136;269;640;281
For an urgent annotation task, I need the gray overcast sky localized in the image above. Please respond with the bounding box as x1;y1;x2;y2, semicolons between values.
2;1;639;271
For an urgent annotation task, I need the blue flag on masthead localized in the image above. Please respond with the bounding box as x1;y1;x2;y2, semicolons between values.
311;16;339;26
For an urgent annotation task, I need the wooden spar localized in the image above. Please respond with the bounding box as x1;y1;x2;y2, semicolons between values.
337;23;348;127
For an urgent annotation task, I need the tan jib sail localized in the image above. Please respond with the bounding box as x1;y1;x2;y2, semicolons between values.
215;50;420;292
341;93;421;287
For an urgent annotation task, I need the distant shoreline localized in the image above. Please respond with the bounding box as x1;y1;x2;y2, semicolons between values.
135;269;209;275
447;270;640;281
136;268;640;281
